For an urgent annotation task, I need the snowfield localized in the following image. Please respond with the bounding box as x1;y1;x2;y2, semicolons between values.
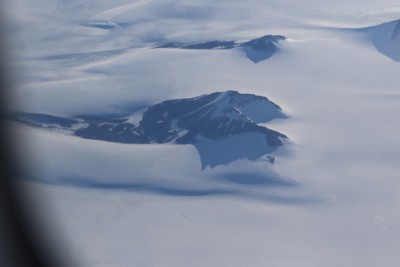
3;0;400;266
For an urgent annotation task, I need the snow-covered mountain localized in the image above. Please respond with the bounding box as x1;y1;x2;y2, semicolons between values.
13;90;287;168
157;35;286;63
356;19;400;61
5;1;400;267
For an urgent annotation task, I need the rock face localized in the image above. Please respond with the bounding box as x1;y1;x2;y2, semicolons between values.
156;35;286;63
12;91;288;168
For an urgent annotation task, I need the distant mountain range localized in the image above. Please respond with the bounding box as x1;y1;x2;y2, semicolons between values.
156;35;286;63
11;91;288;168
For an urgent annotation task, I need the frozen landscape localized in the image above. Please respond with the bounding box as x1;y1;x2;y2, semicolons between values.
3;0;400;266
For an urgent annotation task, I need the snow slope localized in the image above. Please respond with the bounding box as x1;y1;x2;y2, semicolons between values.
353;19;400;61
4;0;400;267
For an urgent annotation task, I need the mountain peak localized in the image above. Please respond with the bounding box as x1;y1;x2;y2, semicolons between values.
240;35;286;50
359;19;400;62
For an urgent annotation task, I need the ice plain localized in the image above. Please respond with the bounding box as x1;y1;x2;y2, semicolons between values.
3;0;400;266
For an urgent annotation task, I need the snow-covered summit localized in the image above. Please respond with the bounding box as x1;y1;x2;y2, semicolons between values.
138;90;286;144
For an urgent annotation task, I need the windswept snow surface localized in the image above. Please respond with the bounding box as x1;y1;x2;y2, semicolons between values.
3;0;400;267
